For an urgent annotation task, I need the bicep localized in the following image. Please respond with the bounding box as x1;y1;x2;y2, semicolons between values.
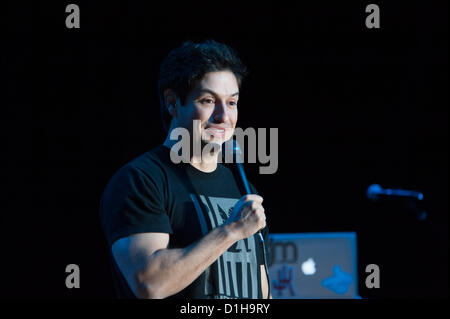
111;232;170;297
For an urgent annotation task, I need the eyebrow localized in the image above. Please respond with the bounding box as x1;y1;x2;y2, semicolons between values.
198;89;239;97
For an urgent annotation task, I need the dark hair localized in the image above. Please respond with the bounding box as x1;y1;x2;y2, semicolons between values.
157;40;248;132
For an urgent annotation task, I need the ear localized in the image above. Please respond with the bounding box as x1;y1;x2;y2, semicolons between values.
164;89;178;117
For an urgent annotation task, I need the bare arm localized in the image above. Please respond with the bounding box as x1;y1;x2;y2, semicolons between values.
112;224;239;299
112;194;266;299
260;264;272;299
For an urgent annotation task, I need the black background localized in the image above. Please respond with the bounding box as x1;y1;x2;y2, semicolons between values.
4;1;448;298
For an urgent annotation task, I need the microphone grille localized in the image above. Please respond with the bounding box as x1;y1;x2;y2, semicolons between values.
366;184;382;202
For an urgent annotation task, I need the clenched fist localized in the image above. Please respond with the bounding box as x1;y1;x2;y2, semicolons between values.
225;194;266;240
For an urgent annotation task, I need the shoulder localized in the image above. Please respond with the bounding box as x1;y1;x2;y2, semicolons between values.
104;145;171;193
127;145;171;177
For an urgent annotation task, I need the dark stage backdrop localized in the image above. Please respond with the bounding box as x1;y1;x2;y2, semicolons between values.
4;1;448;298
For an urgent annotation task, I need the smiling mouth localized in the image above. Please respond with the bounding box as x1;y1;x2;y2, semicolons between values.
207;128;225;133
204;127;226;138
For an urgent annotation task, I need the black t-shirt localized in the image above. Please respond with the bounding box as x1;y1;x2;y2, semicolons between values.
99;145;270;299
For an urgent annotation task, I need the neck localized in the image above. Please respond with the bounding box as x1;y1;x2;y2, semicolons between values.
163;135;220;173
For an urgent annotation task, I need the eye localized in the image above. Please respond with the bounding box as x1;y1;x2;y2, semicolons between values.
229;101;238;107
200;98;215;105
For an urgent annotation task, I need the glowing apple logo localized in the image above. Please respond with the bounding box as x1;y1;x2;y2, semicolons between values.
301;258;316;275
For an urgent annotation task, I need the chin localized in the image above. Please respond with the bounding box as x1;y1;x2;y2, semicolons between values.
201;129;234;147
202;137;224;147
223;134;233;142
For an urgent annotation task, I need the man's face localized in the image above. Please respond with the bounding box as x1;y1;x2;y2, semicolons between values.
176;70;239;147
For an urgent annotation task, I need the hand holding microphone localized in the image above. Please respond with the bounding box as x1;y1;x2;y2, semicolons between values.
225;194;266;240
222;138;271;298
222;138;266;241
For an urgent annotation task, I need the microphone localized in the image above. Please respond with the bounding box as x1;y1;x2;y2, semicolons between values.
231;140;252;194
223;139;264;240
223;138;271;298
366;184;424;202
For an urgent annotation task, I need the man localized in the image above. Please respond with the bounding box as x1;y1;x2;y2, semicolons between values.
100;40;271;299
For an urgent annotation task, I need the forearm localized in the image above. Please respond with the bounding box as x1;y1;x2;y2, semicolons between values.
261;264;272;299
137;223;239;299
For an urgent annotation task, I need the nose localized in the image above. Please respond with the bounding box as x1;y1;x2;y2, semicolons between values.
211;101;230;124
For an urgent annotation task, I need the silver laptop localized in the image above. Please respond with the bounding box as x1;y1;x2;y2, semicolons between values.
268;232;360;299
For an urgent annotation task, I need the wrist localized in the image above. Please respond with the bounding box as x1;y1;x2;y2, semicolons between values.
221;222;241;243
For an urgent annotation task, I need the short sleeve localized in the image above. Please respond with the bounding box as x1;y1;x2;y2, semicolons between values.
99;164;173;247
